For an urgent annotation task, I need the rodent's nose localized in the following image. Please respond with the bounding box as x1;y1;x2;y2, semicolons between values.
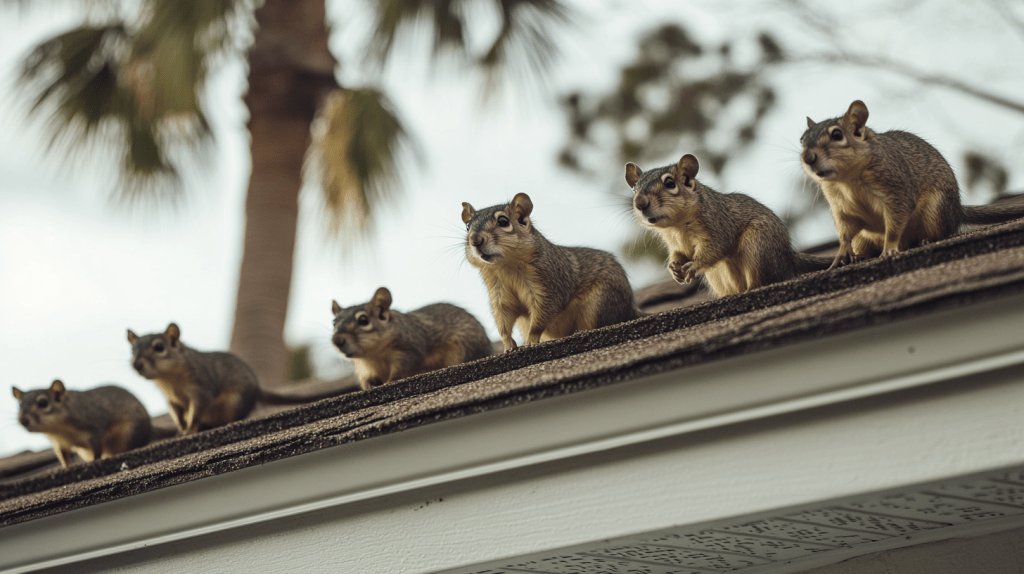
333;334;347;350
133;359;144;372
634;194;649;211
19;415;30;427
802;150;817;165
470;232;484;247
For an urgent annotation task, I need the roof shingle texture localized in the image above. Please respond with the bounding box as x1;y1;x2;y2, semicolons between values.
3;217;1024;527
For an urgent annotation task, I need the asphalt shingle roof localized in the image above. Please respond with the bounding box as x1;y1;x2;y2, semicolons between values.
4;214;1024;528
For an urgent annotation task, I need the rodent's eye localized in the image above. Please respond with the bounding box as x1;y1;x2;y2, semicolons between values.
153;342;165;353
829;129;844;141
36;397;49;409
497;215;511;227
357;315;370;326
465;222;471;231
663;177;676;190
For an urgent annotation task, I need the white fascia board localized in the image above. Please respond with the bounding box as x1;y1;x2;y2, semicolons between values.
4;292;1024;573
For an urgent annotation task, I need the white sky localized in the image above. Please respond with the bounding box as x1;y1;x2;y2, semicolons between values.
3;0;1024;457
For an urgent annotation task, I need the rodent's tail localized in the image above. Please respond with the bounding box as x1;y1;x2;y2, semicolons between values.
260;377;360;405
152;423;179;441
795;252;834;274
963;203;1024;225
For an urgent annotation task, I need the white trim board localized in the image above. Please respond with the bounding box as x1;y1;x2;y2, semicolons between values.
4;292;1024;573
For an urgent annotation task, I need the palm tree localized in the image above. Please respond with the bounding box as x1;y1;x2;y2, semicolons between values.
16;0;570;387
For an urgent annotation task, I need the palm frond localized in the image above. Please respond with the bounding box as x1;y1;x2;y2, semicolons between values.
0;0;117;14
370;0;571;92
22;25;129;123
370;0;467;63
307;88;420;239
16;0;251;199
477;0;570;92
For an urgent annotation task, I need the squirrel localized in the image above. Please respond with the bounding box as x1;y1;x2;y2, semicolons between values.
332;287;493;391
128;323;333;435
802;100;1024;268
462;192;641;352
626;154;832;298
12;380;153;467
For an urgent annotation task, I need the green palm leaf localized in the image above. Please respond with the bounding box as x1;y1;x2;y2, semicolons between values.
308;88;419;239
370;0;571;91
17;0;248;197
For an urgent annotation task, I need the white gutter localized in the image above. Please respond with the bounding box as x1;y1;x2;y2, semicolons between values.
3;292;1024;572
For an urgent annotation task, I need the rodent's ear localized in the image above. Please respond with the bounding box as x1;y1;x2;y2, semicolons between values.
461;202;475;225
510;193;533;225
332;299;342;316
806;116;816;129
12;386;22;400
625;163;643;188
127;329;138;345
676;154;700;190
165;323;180;346
843;100;869;138
50;380;66;399
371;287;393;319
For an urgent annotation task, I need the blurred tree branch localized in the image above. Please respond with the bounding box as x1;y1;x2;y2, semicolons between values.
781;0;1024;117
559;24;782;179
560;0;1024;267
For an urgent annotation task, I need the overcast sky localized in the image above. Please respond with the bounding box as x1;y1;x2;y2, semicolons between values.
3;0;1024;457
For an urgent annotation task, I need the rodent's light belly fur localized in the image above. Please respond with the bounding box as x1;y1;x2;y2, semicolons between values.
704;259;751;296
825;182;887;234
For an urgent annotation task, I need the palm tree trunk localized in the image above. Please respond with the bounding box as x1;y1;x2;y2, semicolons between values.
229;0;338;388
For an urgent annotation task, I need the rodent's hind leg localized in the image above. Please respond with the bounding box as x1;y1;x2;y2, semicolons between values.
881;212;910;257
525;324;546;346
202;391;251;428
52;446;72;468
851;234;881;263
359;376;383;391
181;397;208;435
499;333;518;352
167;403;186;433
499;318;520;352
87;437;104;462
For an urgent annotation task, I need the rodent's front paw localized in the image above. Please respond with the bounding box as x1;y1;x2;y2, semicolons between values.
829;251;860;270
669;261;697;284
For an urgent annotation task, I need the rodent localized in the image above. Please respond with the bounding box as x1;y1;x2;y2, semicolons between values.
331;287;493;390
462;192;642;352
801;100;1024;268
12;380;153;467
626;154;832;297
129;323;326;435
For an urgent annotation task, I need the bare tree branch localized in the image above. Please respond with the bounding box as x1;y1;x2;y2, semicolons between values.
799;53;1024;117
983;0;1024;43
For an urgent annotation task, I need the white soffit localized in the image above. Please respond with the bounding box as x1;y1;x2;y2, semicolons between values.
3;292;1024;573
